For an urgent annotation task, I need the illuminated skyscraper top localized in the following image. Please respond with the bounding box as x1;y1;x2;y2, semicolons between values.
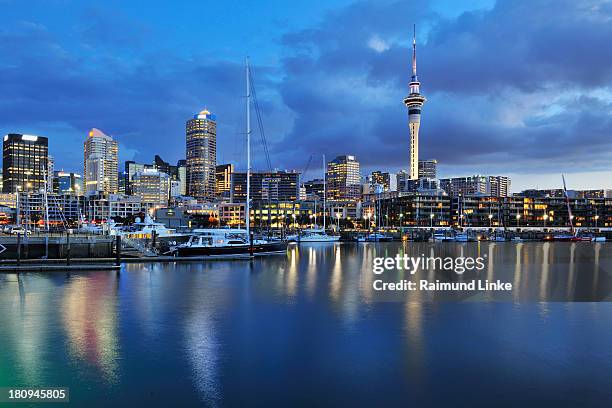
403;24;426;180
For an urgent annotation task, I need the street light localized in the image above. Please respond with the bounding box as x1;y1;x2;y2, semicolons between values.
488;213;493;228
516;213;521;228
399;213;404;228
543;213;548;228
336;212;341;231
430;213;435;229
595;215;600;229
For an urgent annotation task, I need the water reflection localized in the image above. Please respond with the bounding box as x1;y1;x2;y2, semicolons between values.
62;273;120;383
0;242;611;406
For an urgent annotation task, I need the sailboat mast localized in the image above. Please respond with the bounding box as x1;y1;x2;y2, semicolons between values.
245;57;251;239
322;154;326;230
562;174;574;234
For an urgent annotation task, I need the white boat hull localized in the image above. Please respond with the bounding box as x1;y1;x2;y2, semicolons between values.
299;235;340;242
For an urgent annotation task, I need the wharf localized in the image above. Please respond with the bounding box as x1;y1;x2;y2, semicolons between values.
0;253;254;273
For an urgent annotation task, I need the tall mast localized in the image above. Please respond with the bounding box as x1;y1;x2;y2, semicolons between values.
245;57;251;239
322;154;326;231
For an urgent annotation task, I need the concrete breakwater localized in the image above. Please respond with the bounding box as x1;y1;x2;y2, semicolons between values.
0;235;115;260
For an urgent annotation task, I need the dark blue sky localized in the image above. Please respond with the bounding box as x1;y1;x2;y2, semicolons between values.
2;0;612;191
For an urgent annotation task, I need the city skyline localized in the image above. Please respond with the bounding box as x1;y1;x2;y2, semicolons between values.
2;0;612;191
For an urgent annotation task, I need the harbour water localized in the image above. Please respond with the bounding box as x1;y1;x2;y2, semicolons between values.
1;242;612;406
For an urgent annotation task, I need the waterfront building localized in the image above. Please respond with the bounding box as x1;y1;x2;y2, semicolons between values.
53;171;84;195
218;202;246;227
154;207;189;229
132;169;170;209
231;170;300;203
377;193;452;228
403;27;426;180
440;175;487;196
326;155;361;201
440;175;510;197
85;193;142;221
418;159;437;179
17;193;84;228
2;133;49;194
83;128;119;195
186;109;217;201
452;195;612;229
327;200;361;221
518;188;612;199
215;164;234;199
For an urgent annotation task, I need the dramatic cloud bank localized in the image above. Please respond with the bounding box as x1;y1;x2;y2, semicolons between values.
1;0;612;190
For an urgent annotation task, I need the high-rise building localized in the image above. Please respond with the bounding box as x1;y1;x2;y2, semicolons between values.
231;171;300;203
177;159;187;196
83;128;119;195
326;155;361;201
124;161;154;195
132;168;170;208
186;109;217;201
47;155;55;192
154;155;178;179
216;164;234;199
418;159;437;179
2;133;49;194
403;26;426;180
53;171;84;195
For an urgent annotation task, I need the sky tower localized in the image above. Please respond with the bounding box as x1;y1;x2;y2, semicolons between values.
403;24;426;180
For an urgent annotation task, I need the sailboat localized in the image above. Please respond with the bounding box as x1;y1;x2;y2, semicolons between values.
299;154;340;242
175;58;287;256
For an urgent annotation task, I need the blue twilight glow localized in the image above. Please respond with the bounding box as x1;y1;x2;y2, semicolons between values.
1;0;612;190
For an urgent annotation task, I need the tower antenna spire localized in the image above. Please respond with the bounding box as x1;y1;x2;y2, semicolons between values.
412;24;417;80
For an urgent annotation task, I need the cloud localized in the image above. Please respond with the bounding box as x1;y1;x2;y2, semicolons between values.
1;0;612;192
272;0;612;184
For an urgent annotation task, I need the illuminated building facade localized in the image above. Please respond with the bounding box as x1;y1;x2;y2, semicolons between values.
231;171;300;203
83;128;119;195
132;169;170;209
2;133;49;194
215;164;234;199
186;109;217;201
326;155;361;200
53;171;84;195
